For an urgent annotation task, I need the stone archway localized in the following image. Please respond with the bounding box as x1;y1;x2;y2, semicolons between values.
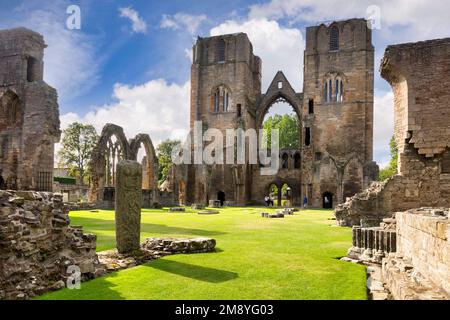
255;71;302;130
88;124;130;205
129;133;159;192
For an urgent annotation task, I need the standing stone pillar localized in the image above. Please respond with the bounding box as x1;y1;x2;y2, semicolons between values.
115;160;142;254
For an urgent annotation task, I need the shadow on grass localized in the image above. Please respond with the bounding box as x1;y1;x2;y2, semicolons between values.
72;215;226;237
145;259;238;283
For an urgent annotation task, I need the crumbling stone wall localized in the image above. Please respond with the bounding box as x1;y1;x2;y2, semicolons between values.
0;28;60;191
0;190;97;300
336;38;450;226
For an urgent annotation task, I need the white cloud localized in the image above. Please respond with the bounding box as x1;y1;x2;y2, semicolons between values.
119;7;148;34
373;91;394;167
59;79;190;150
0;4;100;101
249;0;450;41
210;18;304;91
161;13;207;35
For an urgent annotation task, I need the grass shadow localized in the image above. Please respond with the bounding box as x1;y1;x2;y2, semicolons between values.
145;259;238;283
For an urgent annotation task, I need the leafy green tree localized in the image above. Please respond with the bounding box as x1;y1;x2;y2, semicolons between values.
262;113;300;149
58;122;99;184
379;136;398;181
156;139;181;185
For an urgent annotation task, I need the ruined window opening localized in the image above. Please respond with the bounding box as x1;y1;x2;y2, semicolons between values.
278;81;283;89
308;99;314;114
237;104;242;117
324;82;328;102
330;26;339;51
305;127;311;146
213;91;219;112
315;152;322;161
0;90;22;127
216;39;226;63
27;56;38;82
441;153;450;174
329;79;333;102
294;153;301;169
281;153;289;169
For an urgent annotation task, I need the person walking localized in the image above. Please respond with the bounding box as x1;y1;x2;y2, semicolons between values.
303;196;308;209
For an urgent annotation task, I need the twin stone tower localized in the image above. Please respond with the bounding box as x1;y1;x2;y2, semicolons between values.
179;18;378;208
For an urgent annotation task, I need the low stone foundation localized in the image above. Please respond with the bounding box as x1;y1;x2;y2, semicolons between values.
141;237;216;254
344;207;450;300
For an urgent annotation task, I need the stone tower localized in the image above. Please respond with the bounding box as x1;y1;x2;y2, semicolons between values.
301;19;378;207
0;28;60;191
187;33;261;205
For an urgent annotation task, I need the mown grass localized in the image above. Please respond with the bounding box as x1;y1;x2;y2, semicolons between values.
38;207;366;300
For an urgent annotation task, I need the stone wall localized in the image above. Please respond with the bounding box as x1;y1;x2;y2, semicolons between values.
0;28;60;192
383;208;449;297
335;37;450;226
0;190;97;300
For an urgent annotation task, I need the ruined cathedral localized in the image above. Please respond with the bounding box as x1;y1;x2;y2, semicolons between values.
170;18;379;207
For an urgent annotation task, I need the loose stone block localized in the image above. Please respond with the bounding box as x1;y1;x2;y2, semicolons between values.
115;160;142;254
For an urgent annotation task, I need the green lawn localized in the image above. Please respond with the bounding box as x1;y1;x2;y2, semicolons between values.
39;207;367;300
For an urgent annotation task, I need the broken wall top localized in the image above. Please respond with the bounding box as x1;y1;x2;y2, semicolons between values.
380;38;450;157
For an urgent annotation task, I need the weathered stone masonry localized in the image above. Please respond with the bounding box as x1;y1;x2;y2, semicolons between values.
0;28;60;192
0;190;97;300
335;38;450;227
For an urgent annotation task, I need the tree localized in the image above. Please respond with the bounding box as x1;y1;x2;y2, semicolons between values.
379;136;398;181
156;139;181;185
262;113;300;149
58;122;98;184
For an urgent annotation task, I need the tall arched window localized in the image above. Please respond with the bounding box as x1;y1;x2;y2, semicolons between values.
212;86;230;113
0;90;22;128
294;153;301;169
281;153;289;169
216;39;226;62
324;82;328;102
330;26;339;51
213;91;219;112
335;79;344;102
328;79;333;102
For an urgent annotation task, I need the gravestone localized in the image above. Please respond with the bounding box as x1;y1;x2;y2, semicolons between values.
115;160;142;254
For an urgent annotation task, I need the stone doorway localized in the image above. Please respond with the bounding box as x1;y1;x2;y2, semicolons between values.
323;192;333;209
217;191;225;206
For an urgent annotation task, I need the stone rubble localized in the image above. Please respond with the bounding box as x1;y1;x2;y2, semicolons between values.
0;190;97;300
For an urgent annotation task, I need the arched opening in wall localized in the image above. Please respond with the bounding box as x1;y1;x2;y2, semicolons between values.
308;99;314;114
217;191;225;206
323;192;333;209
216;39;226;63
260;97;300;152
294;152;301;169
178;180;186;205
0;90;23;129
27;57;39;82
268;183;280;206
281;183;292;207
281;153;289;169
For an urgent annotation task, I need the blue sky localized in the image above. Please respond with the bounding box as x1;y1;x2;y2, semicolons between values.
1;0;449;166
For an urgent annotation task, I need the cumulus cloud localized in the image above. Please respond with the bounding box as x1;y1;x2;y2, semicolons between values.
0;2;100;101
59;79;190;148
119;7;148;34
211;18;304;91
161;13;207;35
